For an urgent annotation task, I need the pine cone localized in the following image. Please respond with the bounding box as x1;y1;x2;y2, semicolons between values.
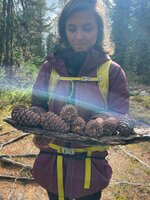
29;106;46;115
41;111;70;134
60;104;78;122
103;117;119;136
11;105;27;121
117;114;136;136
70;116;86;135
85;120;103;138
12;108;41;127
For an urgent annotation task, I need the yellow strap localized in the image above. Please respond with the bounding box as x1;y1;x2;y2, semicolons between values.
48;143;108;198
49;144;65;200
97;60;112;108
57;154;65;200
49;68;60;99
49;143;62;151
60;77;98;81
48;143;107;153
49;60;111;107
84;151;92;189
84;145;108;152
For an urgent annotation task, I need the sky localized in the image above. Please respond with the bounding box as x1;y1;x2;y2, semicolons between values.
45;0;60;16
46;0;57;6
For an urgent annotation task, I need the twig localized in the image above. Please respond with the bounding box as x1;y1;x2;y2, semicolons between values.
0;175;35;182
0;153;38;159
8;172;20;200
0;133;31;149
111;179;150;187
0;130;18;137
118;145;150;170
0;157;32;170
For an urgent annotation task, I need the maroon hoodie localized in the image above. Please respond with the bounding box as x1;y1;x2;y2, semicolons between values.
31;49;129;199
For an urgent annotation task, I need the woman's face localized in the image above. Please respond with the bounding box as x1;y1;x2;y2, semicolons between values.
66;10;98;52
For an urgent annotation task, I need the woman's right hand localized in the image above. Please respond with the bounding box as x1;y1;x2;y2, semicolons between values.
33;136;50;149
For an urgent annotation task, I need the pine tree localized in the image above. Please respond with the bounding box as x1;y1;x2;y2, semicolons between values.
111;0;131;68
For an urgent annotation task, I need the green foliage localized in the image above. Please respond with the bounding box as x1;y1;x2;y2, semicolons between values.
111;0;131;67
0;0;150;86
0;0;49;67
46;32;55;55
129;95;150;124
126;70;138;84
137;74;150;85
116;197;127;200
0;54;40;110
0;88;31;110
111;0;150;85
0;61;39;89
131;96;150;109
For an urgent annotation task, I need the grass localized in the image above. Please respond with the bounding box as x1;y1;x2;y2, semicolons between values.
131;95;150;108
0;88;31;110
129;96;150;124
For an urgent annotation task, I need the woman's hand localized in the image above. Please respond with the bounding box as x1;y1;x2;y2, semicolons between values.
32;136;50;149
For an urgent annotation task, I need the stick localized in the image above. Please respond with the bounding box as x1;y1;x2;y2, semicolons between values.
111;179;150;187
0;130;18;137
0;133;31;149
0;157;32;170
0;153;37;159
0;175;35;182
118;145;150;170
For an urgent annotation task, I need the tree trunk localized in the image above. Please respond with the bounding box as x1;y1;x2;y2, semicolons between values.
4;0;13;79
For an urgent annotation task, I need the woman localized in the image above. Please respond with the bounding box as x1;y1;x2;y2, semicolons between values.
31;0;129;199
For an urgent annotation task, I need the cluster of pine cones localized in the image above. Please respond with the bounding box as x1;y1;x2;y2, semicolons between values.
11;104;136;137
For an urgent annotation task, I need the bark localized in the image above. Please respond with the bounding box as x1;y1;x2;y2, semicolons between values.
0;175;35;182
0;153;37;159
4;118;150;147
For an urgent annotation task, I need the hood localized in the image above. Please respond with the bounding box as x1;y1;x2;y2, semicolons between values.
46;49;111;77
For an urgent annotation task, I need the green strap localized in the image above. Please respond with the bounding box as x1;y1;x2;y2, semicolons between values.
49;60;111;107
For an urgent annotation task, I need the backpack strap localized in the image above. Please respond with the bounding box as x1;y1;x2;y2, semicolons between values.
49;60;111;107
97;60;112;108
49;68;60;99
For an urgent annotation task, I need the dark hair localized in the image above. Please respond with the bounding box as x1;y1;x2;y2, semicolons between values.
57;0;114;54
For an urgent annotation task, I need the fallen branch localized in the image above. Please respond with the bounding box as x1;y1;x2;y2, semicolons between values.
0;157;32;170
0;153;37;159
0;175;35;182
0;133;31;149
0;130;18;137
111;179;150;187
118;145;150;170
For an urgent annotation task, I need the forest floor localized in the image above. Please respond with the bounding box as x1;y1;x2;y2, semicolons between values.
0;83;150;200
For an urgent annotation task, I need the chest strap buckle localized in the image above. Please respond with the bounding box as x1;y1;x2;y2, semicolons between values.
81;76;91;81
60;147;75;155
